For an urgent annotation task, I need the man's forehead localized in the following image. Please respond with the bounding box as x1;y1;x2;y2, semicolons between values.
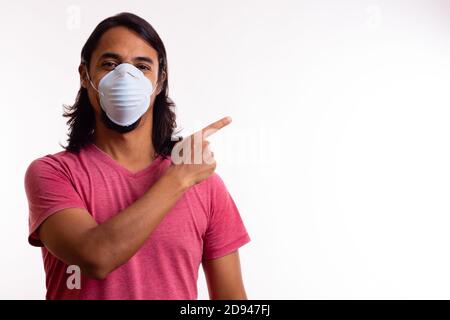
92;27;158;61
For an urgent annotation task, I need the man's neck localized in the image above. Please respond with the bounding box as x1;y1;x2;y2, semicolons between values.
93;116;156;173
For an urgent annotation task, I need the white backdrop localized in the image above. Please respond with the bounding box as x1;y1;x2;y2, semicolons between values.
1;0;450;299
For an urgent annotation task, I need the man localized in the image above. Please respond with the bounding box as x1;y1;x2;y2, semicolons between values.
24;12;251;300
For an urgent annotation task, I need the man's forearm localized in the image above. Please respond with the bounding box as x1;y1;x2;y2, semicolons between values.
81;166;188;278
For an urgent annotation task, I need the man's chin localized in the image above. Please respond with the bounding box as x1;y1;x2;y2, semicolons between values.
100;109;141;134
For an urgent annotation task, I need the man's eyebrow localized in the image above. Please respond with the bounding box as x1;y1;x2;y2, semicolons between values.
98;52;122;60
98;52;154;65
134;56;154;65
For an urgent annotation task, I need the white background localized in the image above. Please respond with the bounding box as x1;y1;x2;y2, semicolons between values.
1;0;450;299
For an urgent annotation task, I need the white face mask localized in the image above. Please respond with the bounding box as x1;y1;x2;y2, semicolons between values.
86;63;156;126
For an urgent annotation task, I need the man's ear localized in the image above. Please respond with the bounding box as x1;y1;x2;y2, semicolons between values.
156;70;167;95
79;63;88;89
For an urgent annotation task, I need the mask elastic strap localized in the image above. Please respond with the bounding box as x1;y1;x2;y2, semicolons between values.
84;65;103;95
150;82;157;96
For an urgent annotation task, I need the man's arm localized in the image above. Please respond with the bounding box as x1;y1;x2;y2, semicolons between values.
38;116;232;280
39;167;188;280
202;250;248;300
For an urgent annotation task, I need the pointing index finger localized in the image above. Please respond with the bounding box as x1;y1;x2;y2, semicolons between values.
201;116;232;138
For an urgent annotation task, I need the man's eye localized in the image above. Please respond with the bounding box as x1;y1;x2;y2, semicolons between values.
137;64;151;72
102;61;118;69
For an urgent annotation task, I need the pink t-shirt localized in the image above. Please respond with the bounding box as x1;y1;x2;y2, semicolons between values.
24;143;251;300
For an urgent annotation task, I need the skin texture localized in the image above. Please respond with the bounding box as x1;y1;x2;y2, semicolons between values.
38;26;247;299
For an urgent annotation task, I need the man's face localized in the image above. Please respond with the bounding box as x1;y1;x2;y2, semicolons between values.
80;26;163;132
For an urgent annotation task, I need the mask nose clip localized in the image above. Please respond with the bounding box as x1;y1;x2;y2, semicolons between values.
114;63;140;79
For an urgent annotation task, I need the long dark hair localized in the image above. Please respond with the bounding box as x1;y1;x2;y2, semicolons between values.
63;12;181;157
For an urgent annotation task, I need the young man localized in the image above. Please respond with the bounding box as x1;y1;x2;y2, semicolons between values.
24;12;251;300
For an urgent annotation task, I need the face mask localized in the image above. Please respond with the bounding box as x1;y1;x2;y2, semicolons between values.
86;63;156;126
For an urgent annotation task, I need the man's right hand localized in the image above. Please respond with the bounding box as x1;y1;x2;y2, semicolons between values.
166;116;232;189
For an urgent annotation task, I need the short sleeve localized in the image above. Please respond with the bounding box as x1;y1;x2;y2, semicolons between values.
202;173;251;261
24;157;87;247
